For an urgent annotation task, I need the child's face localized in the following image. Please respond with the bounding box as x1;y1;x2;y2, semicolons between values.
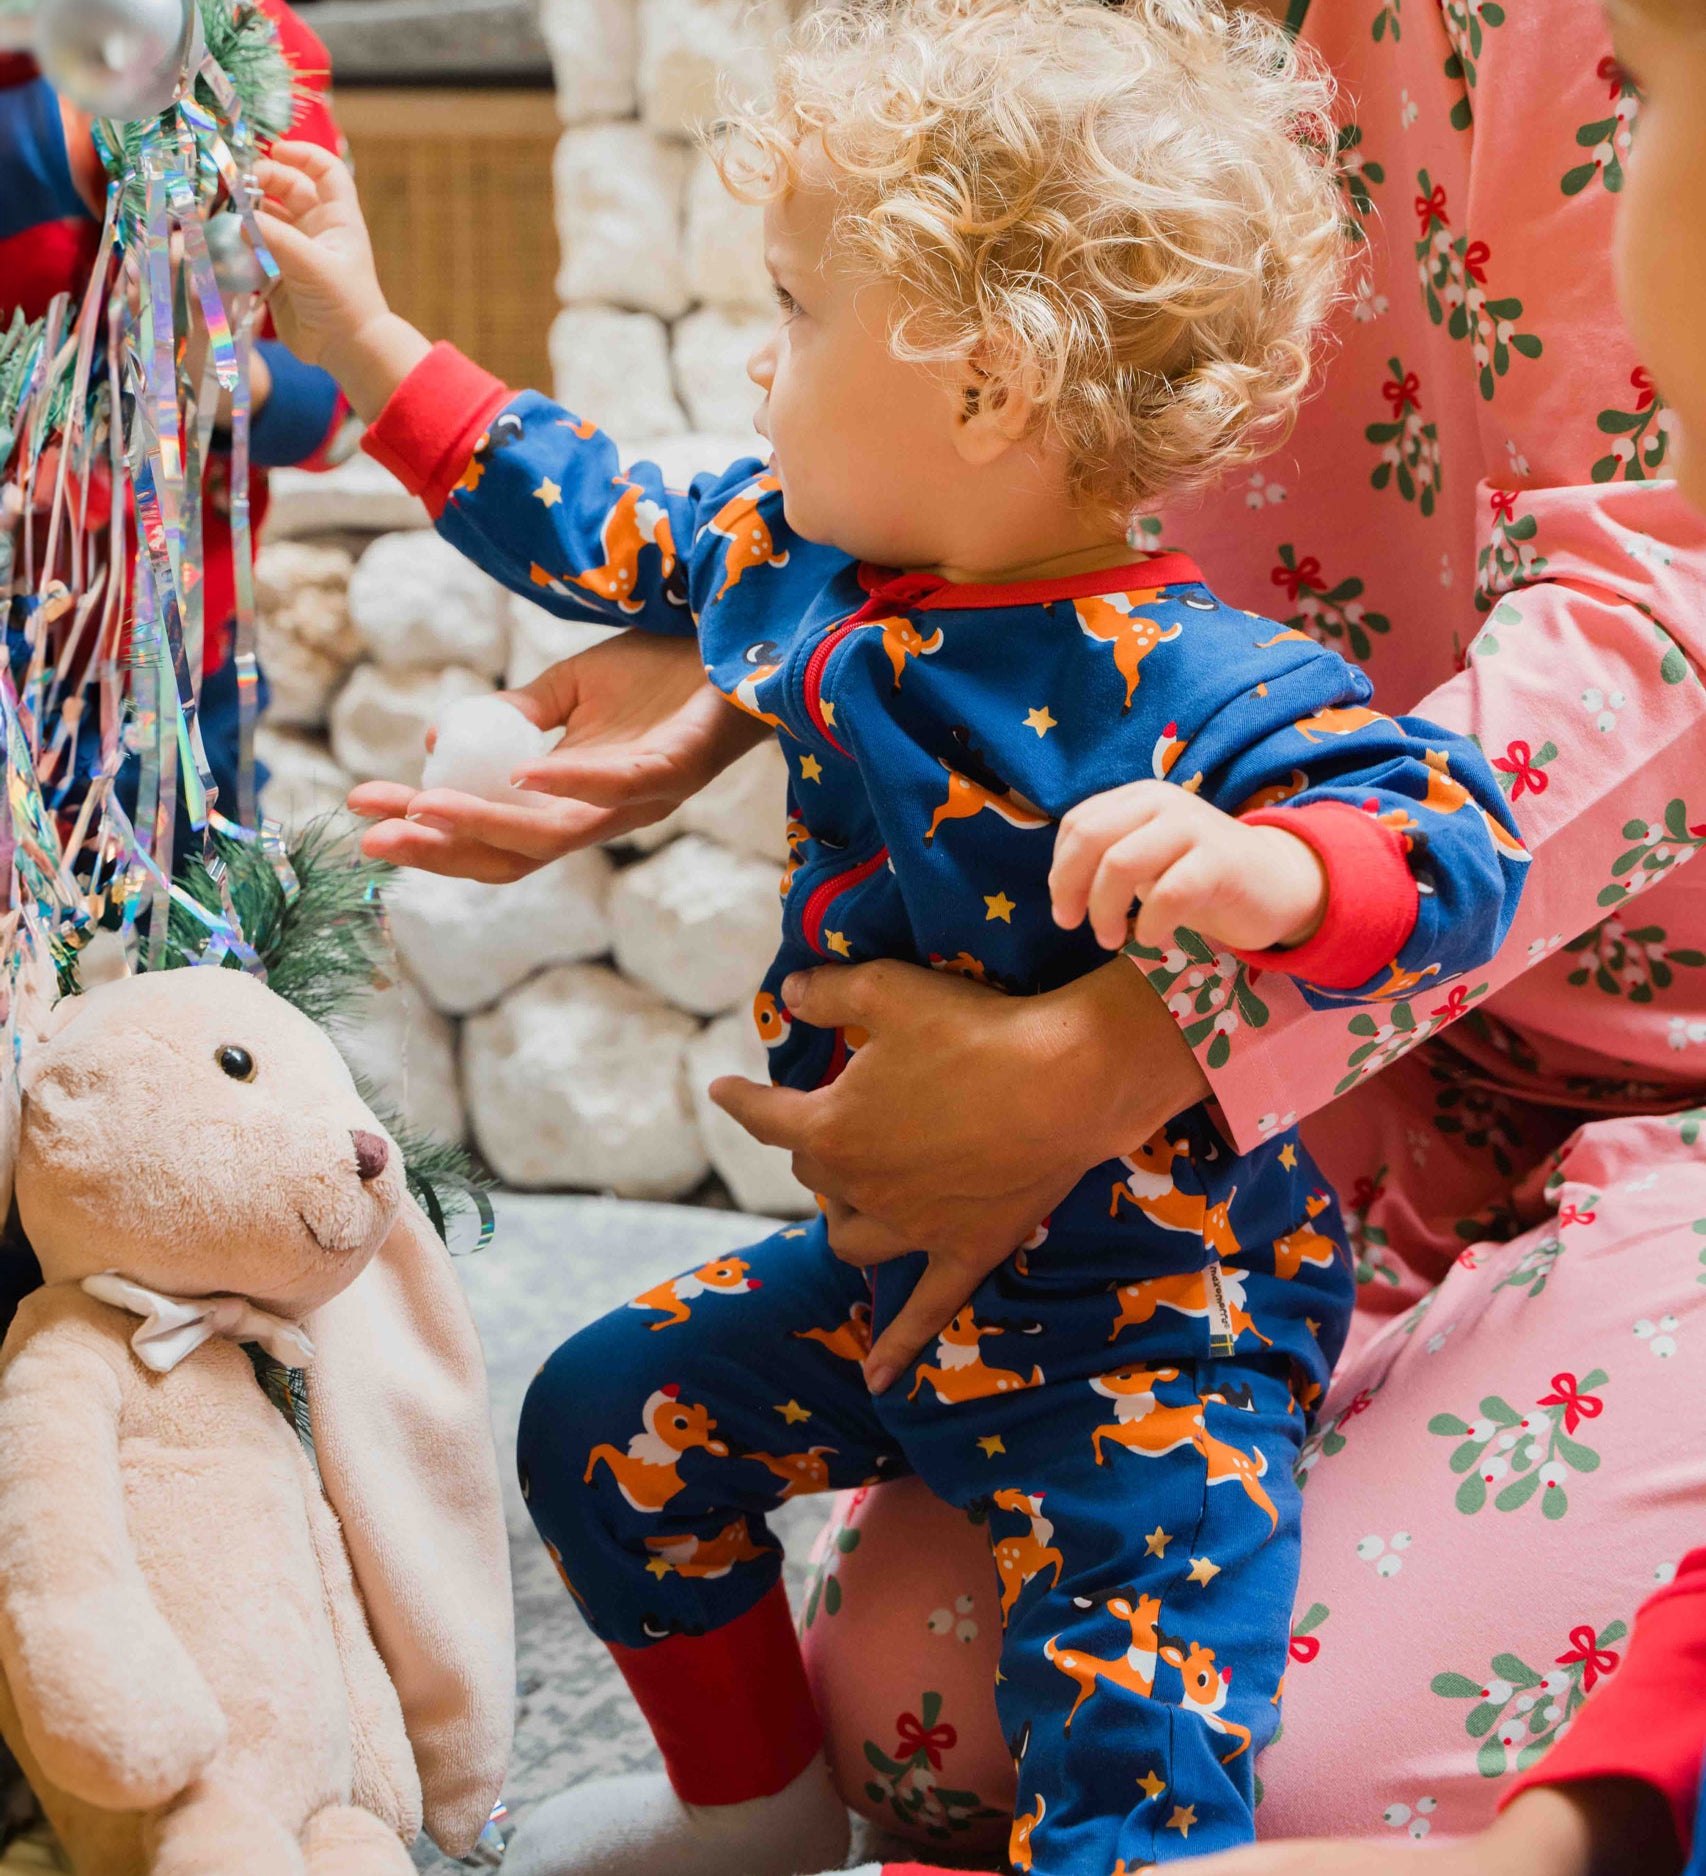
1607;0;1706;506
746;156;980;565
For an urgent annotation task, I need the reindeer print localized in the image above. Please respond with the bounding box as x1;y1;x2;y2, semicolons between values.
1009;1793;1045;1872
792;1300;872;1363
708;476;790;601
583;1385;729;1513
924;760;1051;844
1089;1367;1279;1532
743;1445;838;1499
908;1307;1044;1404
629;1257;764;1331
1045;1589;1165;1731
1075;590;1182;709
643;1516;773;1580
867;615;944;688
528;480;676;614
991;1489;1066;1619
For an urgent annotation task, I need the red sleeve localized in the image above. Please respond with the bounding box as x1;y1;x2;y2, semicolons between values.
1232;799;1420;991
1502;1547;1706;1854
361;342;514;518
260;0;341;157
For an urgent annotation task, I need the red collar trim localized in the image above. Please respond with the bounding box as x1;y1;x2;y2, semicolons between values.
854;551;1204;613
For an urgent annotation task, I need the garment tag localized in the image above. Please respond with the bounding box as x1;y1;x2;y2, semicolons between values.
1205;1261;1237;1360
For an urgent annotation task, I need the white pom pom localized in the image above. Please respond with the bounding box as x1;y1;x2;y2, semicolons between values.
420;694;558;805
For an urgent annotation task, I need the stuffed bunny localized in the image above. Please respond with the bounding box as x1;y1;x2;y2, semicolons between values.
0;965;513;1875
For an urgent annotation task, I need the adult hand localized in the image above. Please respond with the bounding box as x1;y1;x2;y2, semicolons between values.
1182;1784;1680;1876
348;630;766;881
710;954;1210;1391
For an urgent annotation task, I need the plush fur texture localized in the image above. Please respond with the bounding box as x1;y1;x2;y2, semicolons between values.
0;968;513;1873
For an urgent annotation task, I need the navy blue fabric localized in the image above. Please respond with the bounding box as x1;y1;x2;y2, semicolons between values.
431;392;1531;1867
248;339;342;468
0;78;86;241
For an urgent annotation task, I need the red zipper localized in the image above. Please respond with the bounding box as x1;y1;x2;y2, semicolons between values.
802;621;858;757
801;847;889;956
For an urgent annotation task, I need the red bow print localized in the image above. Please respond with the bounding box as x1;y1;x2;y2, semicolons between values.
1347;1173;1386;1213
1632;366;1656;413
1430;985;1472;1023
1271;555;1322;604
1462;240;1490;285
1341;1388;1377;1422
1597;53;1627;96
1493;740;1549;800
1383;371;1422;416
1415;183;1449;234
1538;1372;1603;1434
1489;489;1517;526
1289;1632;1321;1664
1556;1625;1621;1693
1557;1201;1597;1229
895;1711;957;1769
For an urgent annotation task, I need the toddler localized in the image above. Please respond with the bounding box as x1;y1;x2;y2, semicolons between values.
256;1;1529;1870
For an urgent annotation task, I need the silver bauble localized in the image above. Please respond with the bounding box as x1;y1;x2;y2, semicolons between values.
204;209;265;294
37;0;204;122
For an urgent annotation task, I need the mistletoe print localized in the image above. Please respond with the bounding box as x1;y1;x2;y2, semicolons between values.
1597;800;1706;911
1128;929;1269;1072
1268;544;1392;661
1413;175;1543;401
1592;369;1672;483
1428;1369;1609;1519
1562;57;1640;197
1366;360;1442;516
1431;1620;1626;1778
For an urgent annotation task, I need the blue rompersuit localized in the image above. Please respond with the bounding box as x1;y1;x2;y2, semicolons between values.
406;387;1529;1867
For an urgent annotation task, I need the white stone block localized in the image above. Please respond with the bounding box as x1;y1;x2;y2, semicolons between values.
638;0;785;140
328;663;492;789
551;305;687;442
673;306;770;437
263;456;429;539
555;124;689;317
255;726;356;839
254;539;360;730
336;971;467;1146
614;430;763;490
684;148;772;308
680;737;789;863
347;531;511;677
387;846;616;1016
541;0;637;123
687;1011;814;1215
463;962;708;1197
506;593;625;691
609;832;781;1016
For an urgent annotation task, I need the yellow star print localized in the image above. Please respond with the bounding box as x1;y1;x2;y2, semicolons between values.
782;1228;806;1239
985;891;1016;922
776;1400;812;1425
534;477;562;508
1279;1143;1298;1170
800;755;824;783
977;1435;1006;1458
821;700;837;728
1024;706;1057;737
1165;1803;1197;1838
1138;1771;1167;1801
645;1557;672;1578
1144;1525;1172;1558
825;931;852;957
1187;1556;1221;1585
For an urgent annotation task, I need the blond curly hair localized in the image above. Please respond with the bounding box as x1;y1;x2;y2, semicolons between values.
716;0;1348;524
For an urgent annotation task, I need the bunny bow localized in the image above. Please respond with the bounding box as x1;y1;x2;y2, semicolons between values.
82;1271;316;1373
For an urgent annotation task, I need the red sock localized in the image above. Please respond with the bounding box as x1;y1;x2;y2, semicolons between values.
607;1583;824;1805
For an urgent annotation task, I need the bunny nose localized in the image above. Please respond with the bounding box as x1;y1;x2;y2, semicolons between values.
353;1130;389;1183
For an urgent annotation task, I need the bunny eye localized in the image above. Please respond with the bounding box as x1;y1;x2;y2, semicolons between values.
217;1045;256;1082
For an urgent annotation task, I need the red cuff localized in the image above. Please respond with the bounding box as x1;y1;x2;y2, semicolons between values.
1501;1548;1706;1854
1235;800;1419;991
360;341;513;519
606;1582;822;1806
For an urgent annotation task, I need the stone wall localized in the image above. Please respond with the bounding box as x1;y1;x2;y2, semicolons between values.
257;0;811;1214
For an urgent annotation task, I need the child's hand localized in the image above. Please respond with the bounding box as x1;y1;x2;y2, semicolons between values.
253;142;429;421
1050;780;1326;954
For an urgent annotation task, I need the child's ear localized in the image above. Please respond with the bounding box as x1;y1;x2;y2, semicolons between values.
948;349;1038;466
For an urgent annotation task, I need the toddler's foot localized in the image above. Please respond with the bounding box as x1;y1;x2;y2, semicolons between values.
504;1752;851;1876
